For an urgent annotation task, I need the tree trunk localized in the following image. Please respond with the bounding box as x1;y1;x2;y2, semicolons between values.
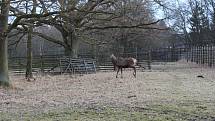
25;27;33;80
64;34;79;58
71;37;79;58
64;47;72;56
25;0;36;81
0;0;11;87
91;40;96;59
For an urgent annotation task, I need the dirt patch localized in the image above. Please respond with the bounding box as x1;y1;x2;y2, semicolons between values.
1;62;215;119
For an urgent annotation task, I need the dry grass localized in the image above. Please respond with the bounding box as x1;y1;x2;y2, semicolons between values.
1;61;215;120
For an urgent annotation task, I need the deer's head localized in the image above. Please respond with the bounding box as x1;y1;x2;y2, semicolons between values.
110;54;116;59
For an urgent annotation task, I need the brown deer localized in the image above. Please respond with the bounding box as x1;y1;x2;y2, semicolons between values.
110;54;137;78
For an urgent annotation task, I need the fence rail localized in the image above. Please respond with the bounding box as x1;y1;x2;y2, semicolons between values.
8;55;96;74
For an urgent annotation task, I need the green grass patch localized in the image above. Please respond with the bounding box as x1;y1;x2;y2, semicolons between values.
1;103;215;121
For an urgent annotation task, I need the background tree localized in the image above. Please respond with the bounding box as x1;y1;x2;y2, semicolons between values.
155;0;215;46
25;0;37;81
188;0;210;45
30;0;167;57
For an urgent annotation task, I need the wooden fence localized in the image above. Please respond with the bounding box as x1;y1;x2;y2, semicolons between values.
9;55;60;74
9;55;96;75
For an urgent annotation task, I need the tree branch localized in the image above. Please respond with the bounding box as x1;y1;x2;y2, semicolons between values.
84;18;168;30
32;31;66;47
9;33;26;48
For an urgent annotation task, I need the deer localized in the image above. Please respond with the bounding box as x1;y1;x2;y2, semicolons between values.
110;54;137;78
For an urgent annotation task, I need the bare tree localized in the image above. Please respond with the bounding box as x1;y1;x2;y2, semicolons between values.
30;0;166;57
25;0;37;81
0;0;11;87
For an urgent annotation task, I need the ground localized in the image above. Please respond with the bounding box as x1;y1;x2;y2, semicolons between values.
1;61;215;120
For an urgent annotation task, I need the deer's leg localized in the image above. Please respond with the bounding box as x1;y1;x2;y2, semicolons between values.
132;66;136;78
116;67;120;78
121;67;123;78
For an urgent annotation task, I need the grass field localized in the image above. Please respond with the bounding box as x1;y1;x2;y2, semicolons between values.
1;61;215;120
1;103;215;120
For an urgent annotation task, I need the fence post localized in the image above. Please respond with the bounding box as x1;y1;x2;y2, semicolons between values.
193;46;195;63
191;47;193;62
40;54;44;75
93;60;96;73
198;46;200;64
212;45;214;66
195;46;198;64
186;46;189;62
208;45;210;66
60;58;62;75
206;45;208;65
197;46;198;63
207;45;209;65
209;45;212;67
177;47;182;61
202;46;204;64
83;59;88;74
147;50;152;70
171;47;174;61
197;46;199;63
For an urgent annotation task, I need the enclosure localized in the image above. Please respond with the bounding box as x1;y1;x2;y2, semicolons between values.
1;61;215;120
1;45;215;120
4;43;215;120
2;0;215;120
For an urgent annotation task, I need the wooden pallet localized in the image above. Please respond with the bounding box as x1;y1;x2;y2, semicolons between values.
59;57;96;74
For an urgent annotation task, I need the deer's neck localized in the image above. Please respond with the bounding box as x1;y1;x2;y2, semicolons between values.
111;57;117;64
